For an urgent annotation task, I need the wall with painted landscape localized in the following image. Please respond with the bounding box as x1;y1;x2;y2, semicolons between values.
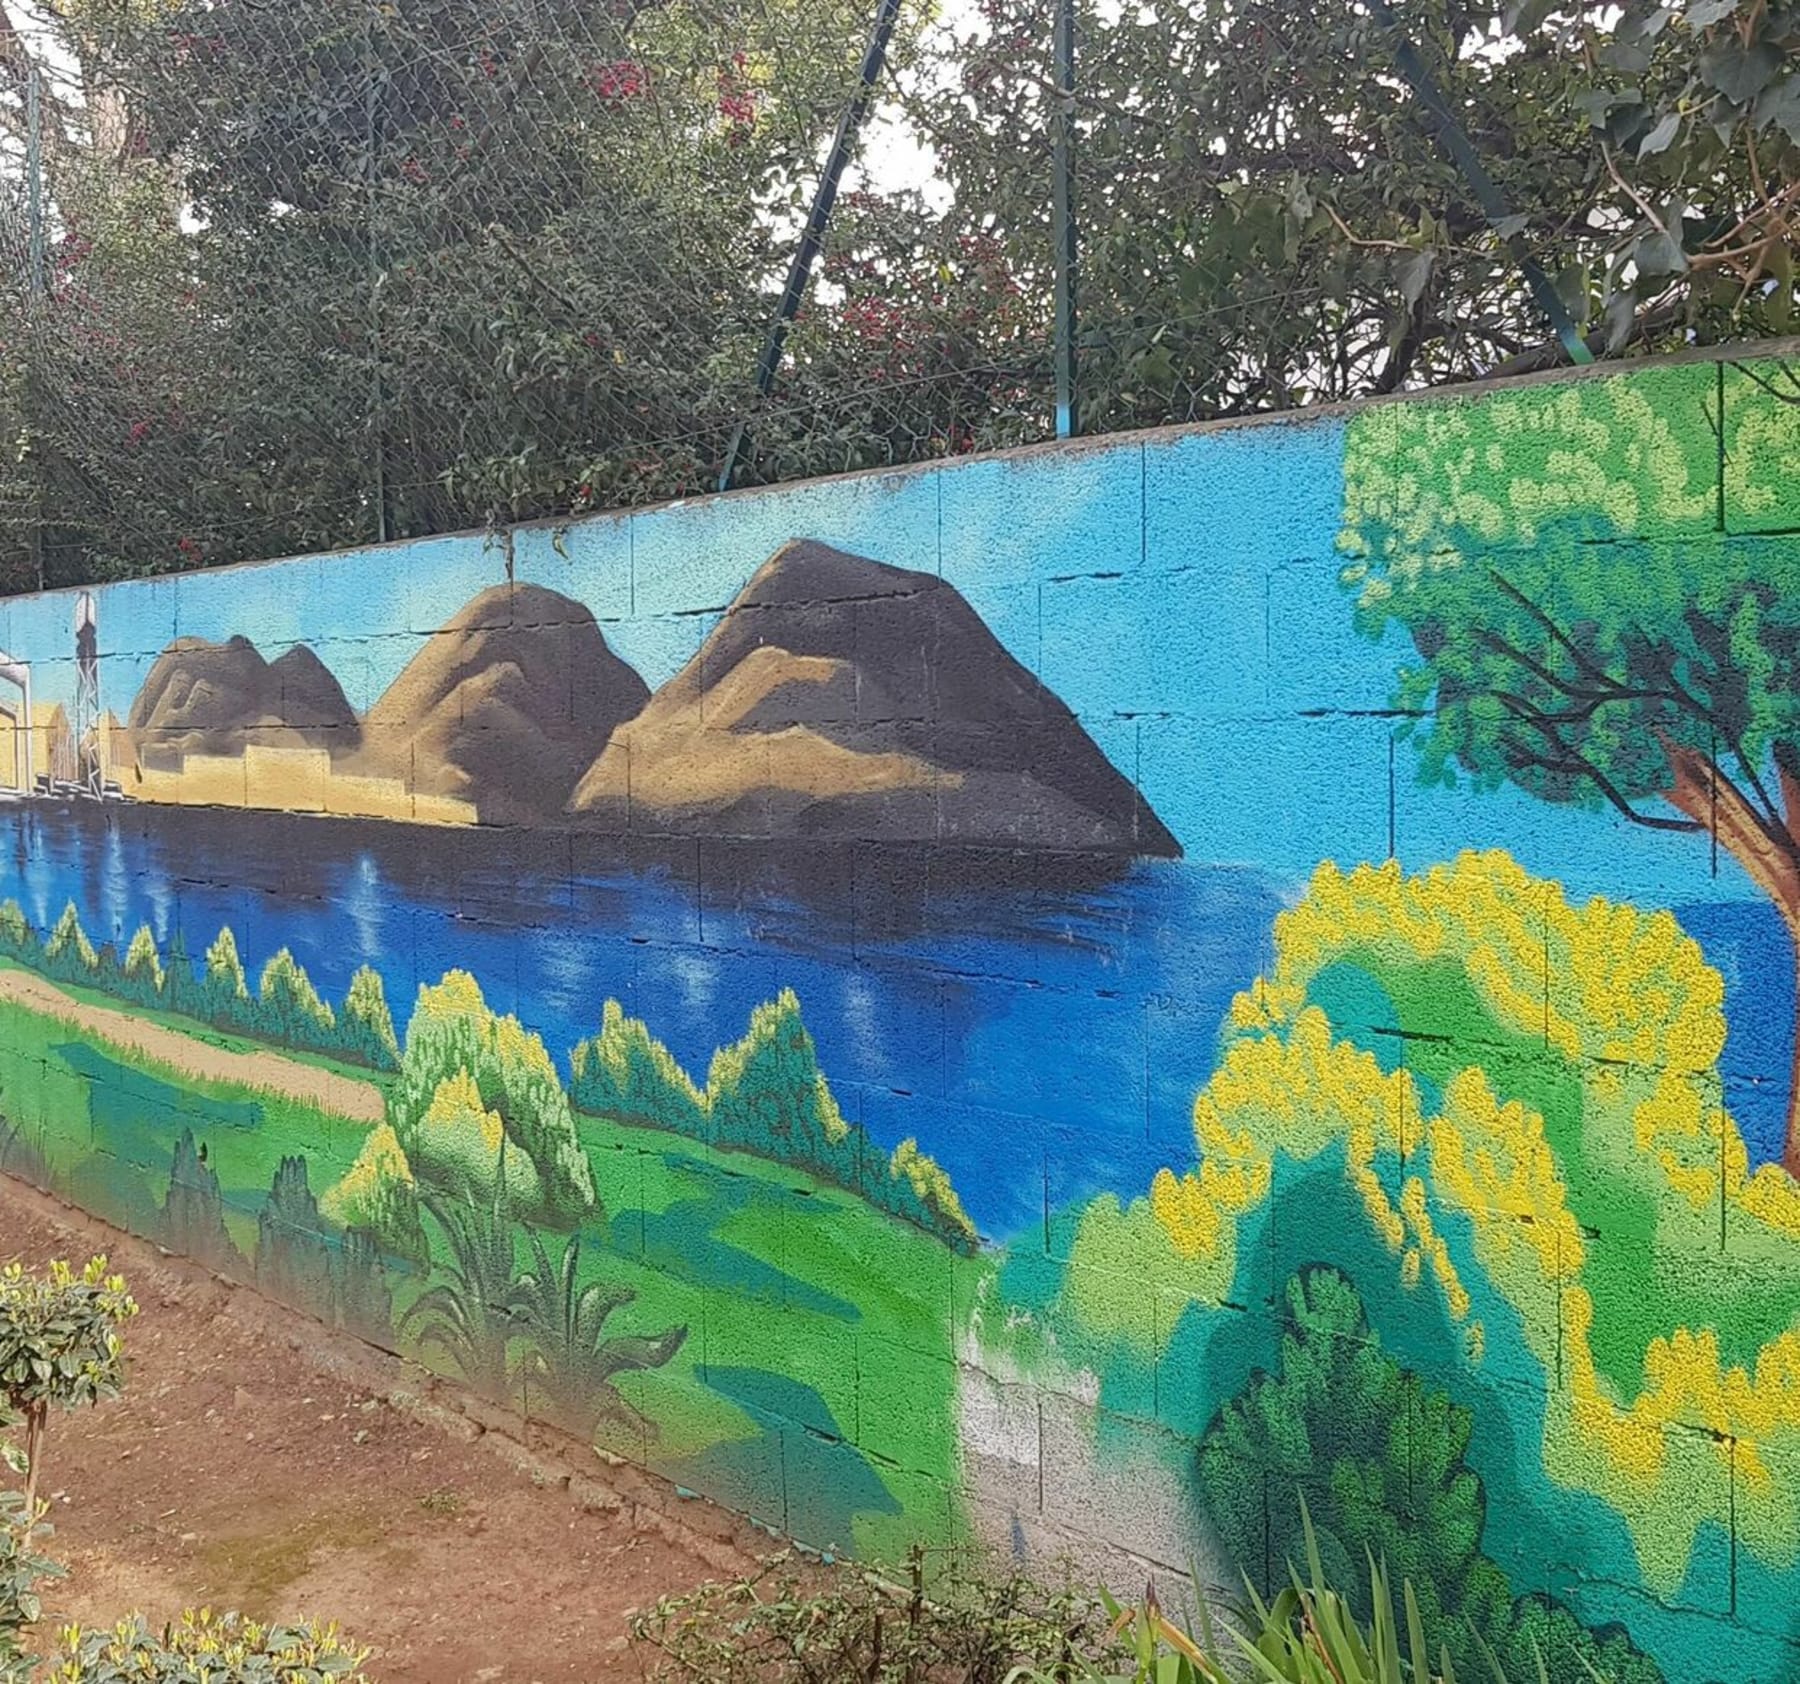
2;349;1799;1680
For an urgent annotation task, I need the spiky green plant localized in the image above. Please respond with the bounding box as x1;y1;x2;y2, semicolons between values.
508;1231;686;1440
397;1173;520;1398
1005;1502;1604;1684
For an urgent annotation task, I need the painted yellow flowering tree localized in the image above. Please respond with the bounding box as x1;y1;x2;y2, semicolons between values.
1340;368;1800;1173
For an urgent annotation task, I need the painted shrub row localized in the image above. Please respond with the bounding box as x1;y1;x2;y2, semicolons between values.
0;899;400;1071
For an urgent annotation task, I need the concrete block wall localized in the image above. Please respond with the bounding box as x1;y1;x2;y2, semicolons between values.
1;343;1798;1680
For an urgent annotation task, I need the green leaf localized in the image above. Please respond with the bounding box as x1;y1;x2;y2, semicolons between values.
1701;37;1782;104
1398;249;1435;307
1638;111;1682;154
1754;73;1800;141
1503;0;1557;32
1634;226;1689;274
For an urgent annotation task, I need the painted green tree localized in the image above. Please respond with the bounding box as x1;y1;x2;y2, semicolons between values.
163;1130;244;1278
256;1155;335;1316
708;989;858;1179
1198;1267;1664;1684
1340;368;1800;1171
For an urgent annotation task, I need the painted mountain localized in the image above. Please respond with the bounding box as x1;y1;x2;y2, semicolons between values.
351;582;650;825
123;635;358;772
567;541;1179;855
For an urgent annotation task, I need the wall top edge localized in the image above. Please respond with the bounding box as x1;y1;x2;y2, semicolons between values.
7;333;1799;609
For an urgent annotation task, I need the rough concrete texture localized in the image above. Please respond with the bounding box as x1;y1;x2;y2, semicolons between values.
2;344;1800;1681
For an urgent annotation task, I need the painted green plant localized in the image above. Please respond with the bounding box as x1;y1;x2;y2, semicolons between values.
399;1177;521;1398
255;1155;335;1313
508;1230;687;1440
1198;1268;1662;1684
390;972;595;1227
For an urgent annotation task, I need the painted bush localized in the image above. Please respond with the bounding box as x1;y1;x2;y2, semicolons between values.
0;349;1797;1677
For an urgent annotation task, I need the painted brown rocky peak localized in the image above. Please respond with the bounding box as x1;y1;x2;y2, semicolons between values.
125;635;359;772
355;582;650;826
568;539;1180;856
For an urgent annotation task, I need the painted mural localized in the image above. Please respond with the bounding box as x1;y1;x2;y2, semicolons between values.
1;351;1798;1680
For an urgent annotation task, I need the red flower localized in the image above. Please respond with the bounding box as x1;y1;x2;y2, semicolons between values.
587;58;646;101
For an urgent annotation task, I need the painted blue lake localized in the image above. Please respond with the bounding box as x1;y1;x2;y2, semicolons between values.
1;802;1789;1237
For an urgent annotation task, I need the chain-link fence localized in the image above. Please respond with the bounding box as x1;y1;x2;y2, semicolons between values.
0;0;1794;594
0;0;1064;592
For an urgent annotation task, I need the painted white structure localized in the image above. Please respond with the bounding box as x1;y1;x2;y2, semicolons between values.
0;649;31;792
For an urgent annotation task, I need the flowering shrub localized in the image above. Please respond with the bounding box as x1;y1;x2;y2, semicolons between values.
42;1611;372;1683
0;1258;137;1520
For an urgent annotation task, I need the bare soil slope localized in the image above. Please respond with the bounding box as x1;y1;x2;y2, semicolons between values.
0;1175;753;1684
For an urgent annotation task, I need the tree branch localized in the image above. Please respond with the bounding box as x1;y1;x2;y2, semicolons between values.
1495;700;1705;835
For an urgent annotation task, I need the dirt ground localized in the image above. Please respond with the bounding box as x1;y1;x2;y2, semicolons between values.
0;1173;760;1683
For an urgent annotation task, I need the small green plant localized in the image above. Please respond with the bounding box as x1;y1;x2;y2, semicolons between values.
1008;1502;1603;1684
508;1230;687;1441
632;1548;1113;1682
0;1257;137;1519
398;1178;520;1396
0;1454;63;1682
41;1609;373;1682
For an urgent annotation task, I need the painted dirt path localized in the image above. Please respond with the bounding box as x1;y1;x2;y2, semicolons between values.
0;1174;757;1684
0;965;385;1123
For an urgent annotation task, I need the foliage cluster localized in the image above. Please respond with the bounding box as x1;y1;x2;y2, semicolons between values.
0;0;899;587
573;991;978;1251
0;902;398;1072
630;1549;1114;1683
39;1611;373;1684
0;1475;60;1684
1198;1268;1662;1684
1;0;1795;588
0;1255;137;1520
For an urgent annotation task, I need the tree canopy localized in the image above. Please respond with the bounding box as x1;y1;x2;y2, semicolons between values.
1340;363;1800;1168
0;0;1795;588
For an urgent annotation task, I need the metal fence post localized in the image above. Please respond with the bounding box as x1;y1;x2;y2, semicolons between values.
717;0;904;493
26;62;46;592
1051;0;1077;438
1368;0;1593;368
365;8;391;544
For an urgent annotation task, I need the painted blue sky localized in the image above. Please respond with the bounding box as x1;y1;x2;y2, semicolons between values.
0;412;1757;910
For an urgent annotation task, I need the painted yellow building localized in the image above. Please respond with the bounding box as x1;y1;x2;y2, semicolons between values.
122;742;477;826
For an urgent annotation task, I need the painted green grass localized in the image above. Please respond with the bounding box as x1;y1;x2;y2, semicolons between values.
0;996;375;1257
0;989;986;1562
0;954;390;1090
574;1113;987;1558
